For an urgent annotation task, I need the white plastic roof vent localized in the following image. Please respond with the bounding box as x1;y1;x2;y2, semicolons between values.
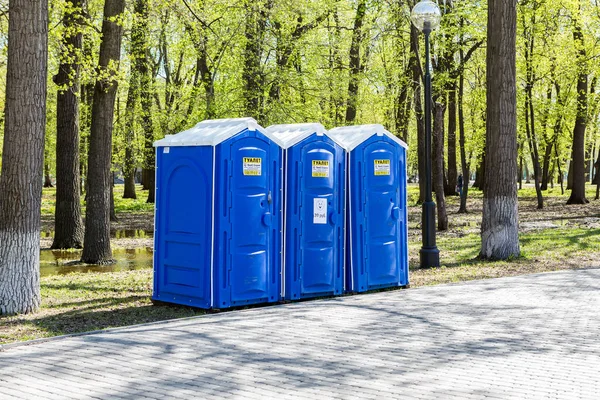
154;117;284;147
266;123;341;149
327;124;408;152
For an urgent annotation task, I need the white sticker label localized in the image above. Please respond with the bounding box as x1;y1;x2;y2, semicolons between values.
374;159;390;176
312;160;330;178
163;147;170;154
313;198;328;224
243;157;262;176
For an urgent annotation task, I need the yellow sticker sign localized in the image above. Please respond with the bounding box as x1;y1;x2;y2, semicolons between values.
312;160;330;178
243;157;262;176
374;159;391;176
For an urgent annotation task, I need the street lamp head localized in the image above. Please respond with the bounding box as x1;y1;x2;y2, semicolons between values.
411;0;441;33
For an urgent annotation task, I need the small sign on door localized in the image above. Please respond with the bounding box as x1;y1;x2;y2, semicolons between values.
374;159;390;176
312;160;330;177
243;157;262;176
313;198;327;224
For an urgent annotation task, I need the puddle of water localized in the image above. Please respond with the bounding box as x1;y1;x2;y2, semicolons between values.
41;229;153;239
40;247;153;277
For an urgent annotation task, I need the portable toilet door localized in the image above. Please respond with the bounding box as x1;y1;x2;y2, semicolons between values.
153;118;283;309
328;124;409;293
266;123;345;301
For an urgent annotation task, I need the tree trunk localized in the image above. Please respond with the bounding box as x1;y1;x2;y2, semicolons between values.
124;0;152;200
458;67;469;213
433;103;448;231
596;151;600;200
80;66;94;196
242;0;272;123
81;0;125;264
480;0;520;260
540;140;553;191
567;16;589;204
44;155;53;188
0;0;47;315
52;0;85;249
523;24;543;209
518;149;523;190
567;159;573;190
540;84;553;191
446;82;458;196
110;172;118;222
524;90;543;209
344;0;366;124
132;0;154;202
473;154;485;190
556;145;564;195
122;78;137;200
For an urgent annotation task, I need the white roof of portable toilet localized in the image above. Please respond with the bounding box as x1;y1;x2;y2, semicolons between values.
327;124;408;152
265;123;344;149
153;117;284;147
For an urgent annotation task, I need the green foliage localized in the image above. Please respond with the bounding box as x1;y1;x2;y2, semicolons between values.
0;0;599;196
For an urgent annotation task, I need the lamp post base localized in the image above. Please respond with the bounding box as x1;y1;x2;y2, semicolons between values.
420;200;439;268
420;247;440;268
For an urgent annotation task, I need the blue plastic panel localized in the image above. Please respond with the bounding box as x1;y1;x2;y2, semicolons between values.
153;146;213;308
214;129;282;308
347;135;408;292
283;134;344;300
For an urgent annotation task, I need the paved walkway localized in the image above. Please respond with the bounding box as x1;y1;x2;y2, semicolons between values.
2;269;600;399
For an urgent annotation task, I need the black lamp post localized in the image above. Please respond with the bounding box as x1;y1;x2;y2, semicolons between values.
411;0;441;268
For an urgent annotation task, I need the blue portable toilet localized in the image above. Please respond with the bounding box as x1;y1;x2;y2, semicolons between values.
328;124;409;293
265;123;345;301
152;118;283;309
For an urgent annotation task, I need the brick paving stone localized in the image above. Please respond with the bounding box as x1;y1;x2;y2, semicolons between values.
2;268;600;399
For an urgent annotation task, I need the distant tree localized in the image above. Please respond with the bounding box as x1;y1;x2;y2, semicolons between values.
81;0;126;264
433;102;448;230
242;0;273;123
0;0;48;315
345;0;366;124
566;9;589;205
136;0;154;204
122;0;149;200
480;0;520;260
521;4;543;209
409;17;426;204
52;0;85;249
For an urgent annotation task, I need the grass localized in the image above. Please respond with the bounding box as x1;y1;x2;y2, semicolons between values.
0;270;204;344
2;183;599;345
409;228;600;287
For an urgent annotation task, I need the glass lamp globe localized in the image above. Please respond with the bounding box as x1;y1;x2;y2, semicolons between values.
411;0;441;32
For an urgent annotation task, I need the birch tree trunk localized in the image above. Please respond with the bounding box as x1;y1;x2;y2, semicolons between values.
0;0;48;315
